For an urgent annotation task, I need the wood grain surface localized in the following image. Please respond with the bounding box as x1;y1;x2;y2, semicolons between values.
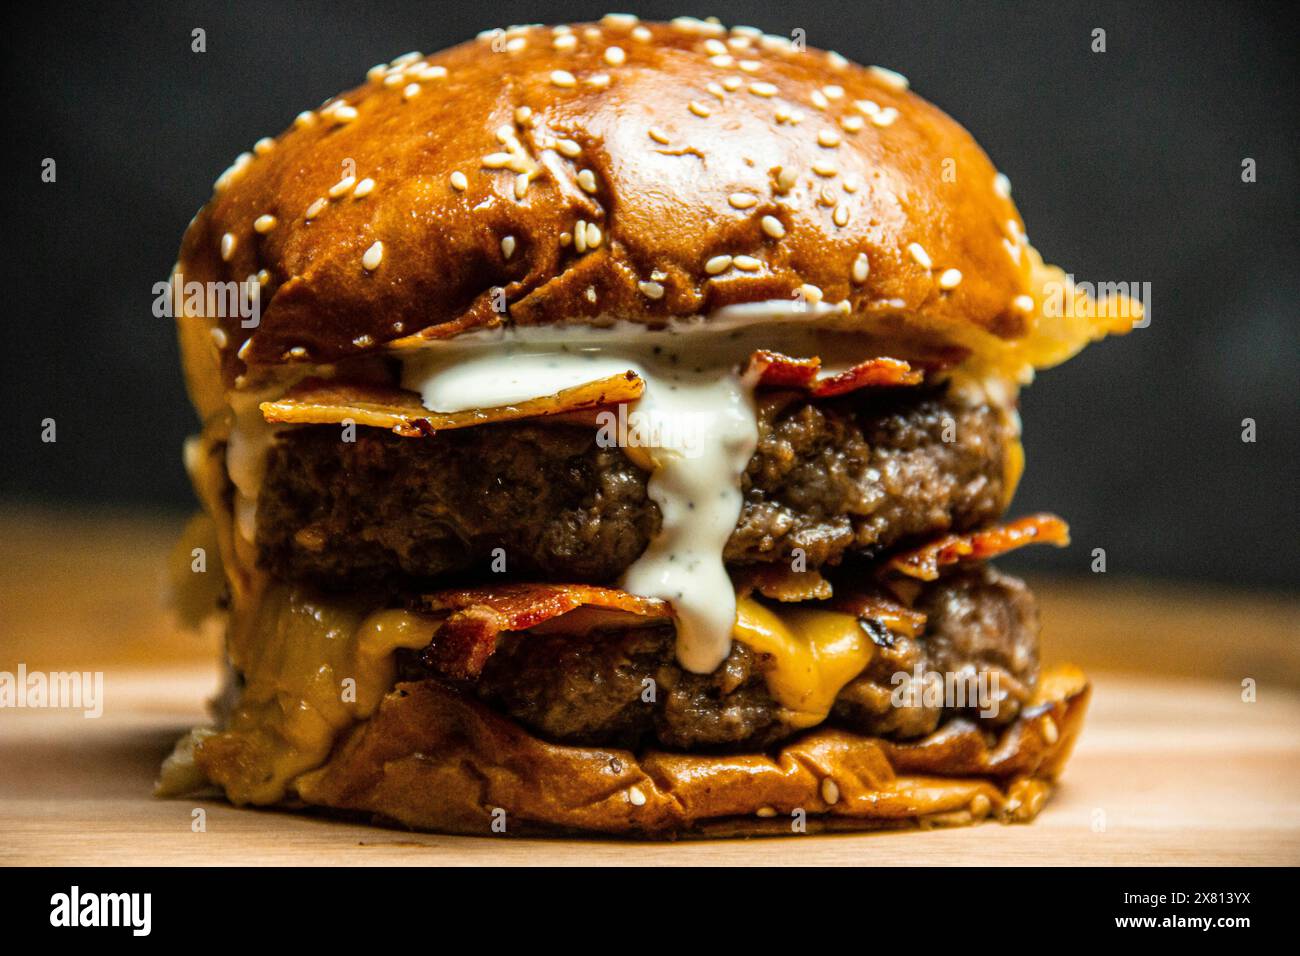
2;508;1298;866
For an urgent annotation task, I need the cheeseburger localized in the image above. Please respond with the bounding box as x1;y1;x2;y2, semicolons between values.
160;16;1131;836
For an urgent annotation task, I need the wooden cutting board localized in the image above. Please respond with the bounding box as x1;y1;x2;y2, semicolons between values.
2;509;1298;865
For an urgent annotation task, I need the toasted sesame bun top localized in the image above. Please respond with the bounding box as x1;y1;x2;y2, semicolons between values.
176;17;1037;388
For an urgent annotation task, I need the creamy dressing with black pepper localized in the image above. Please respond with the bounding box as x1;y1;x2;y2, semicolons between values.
402;334;761;673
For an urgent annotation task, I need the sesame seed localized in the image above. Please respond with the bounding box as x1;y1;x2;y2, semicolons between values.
817;128;842;148
871;107;900;127
843;177;860;194
709;54;733;69
556;138;582;158
367;63;387;82
482;152;513;168
775;106;793;124
220;233;236;261
1042;716;1060;744
647;126;671;144
550;70;576;88
553;33;577;51
705;254;733;274
688;100;712;117
253;215;277;234
840;115;864;132
602;13;638;28
775;167;798;193
632;25;651;41
993;172;1012;198
515;106;532;124
574;219;587;253
812;160;838;177
852;253;870;283
294;111;315;129
287;346;307;359
820;778;840;805
833;203;850;227
638;280;665;299
823;84;844;100
586;74;611;89
799;283;824;304
416;64;447;80
450;171;468;191
1014;294;1035;312
707;81;726;99
353;177;375;198
827;51;848;70
748;82;778;97
383;73;406;88
604;45;626;66
939;268;963;290
253;137;275;155
361;241;384;271
505;37;526;53
811;90;829;110
577;169;598;193
908;243;932;268
738;59;760;73
868;65;910;90
728;192;757;209
328;104;358;125
585;222;603;248
733;254;761;271
328;175;356;198
704;38;728;56
855;99;881;117
514;173;529;199
403;82;422;100
761;215;785;238
755;806;777;818
390;51;421;68
501;235;516;259
627;785;647;806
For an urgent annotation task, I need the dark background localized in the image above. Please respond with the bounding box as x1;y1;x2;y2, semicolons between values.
1;1;1296;587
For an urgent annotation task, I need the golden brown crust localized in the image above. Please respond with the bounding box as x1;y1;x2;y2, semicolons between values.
291;665;1089;837
176;19;1034;387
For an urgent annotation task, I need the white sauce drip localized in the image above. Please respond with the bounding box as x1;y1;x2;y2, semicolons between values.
402;335;761;673
220;301;957;673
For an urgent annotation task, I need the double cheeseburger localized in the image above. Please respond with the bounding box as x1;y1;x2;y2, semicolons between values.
160;17;1131;836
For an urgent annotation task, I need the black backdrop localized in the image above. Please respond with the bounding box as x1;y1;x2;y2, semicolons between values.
2;0;1296;587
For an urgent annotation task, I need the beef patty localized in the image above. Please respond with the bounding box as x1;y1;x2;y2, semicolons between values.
446;565;1039;750
256;386;1013;591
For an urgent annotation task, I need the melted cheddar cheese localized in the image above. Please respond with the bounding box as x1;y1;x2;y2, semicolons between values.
733;596;874;729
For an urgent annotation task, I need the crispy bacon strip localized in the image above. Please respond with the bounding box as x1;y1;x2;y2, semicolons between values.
419;584;671;680
832;592;928;638
745;350;923;396
887;514;1071;581
260;373;643;437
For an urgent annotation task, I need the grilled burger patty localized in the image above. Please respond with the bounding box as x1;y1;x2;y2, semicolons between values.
256;386;1013;590
424;565;1039;750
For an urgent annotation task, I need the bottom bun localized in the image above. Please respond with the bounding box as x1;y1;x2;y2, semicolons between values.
290;665;1090;838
